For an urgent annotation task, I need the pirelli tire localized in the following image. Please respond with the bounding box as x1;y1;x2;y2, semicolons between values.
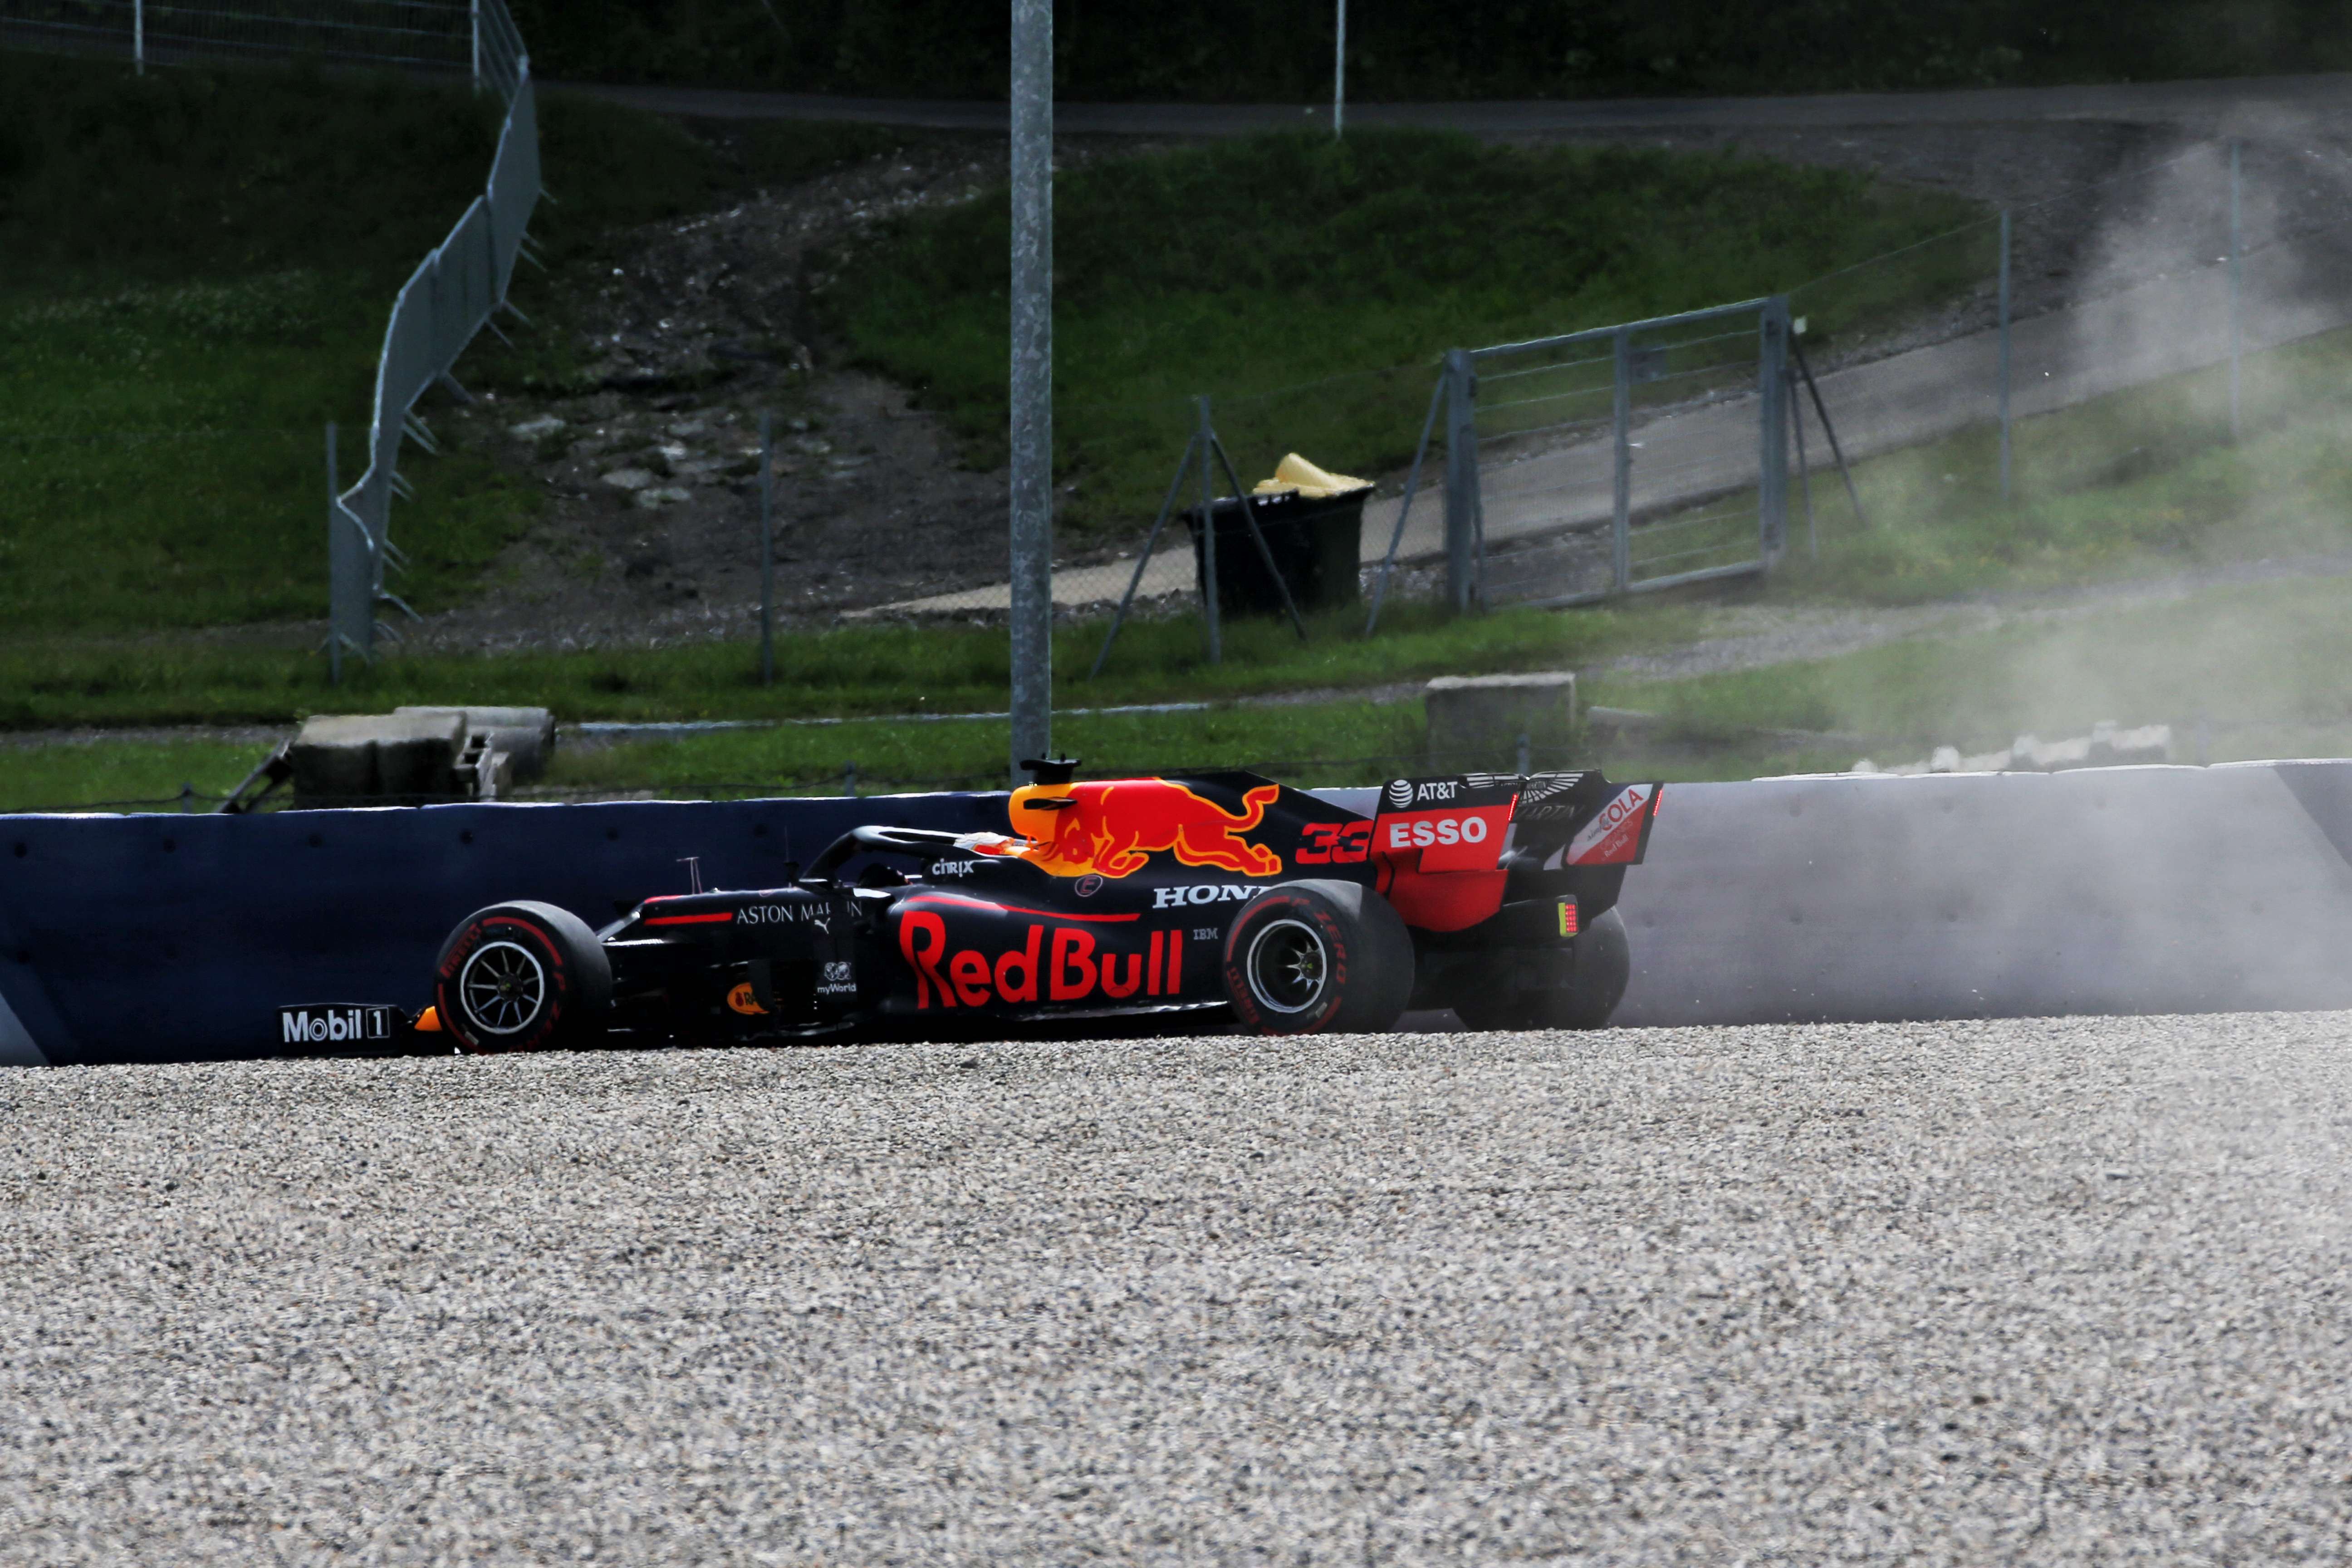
1221;879;1415;1036
1454;906;1631;1032
433;901;613;1054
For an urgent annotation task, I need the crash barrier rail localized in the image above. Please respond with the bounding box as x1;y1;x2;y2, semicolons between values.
0;0;497;80
0;0;537;679
8;759;2352;1064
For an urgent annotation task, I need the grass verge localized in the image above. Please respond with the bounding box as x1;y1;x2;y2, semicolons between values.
0;597;1690;730
12;569;2352;813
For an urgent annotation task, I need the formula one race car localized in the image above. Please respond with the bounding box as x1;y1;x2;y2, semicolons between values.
418;762;1661;1052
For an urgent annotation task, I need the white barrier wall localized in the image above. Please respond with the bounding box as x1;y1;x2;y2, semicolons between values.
1612;763;2352;1025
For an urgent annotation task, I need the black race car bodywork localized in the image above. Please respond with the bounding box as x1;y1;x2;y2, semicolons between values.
417;765;1661;1051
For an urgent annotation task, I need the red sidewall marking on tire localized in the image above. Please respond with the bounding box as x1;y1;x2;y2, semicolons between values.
442;916;569;1054
1225;894;1352;1036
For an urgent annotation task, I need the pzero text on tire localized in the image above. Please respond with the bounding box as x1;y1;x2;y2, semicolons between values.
1221;879;1415;1036
433;901;613;1054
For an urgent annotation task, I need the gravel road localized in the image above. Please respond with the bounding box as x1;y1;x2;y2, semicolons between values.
4;1015;2349;1563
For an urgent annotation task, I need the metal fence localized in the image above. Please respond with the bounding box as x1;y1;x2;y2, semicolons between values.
1047;127;2352;673
0;0;537;676
1382;299;1793;615
331;26;537;672
0;0;501;82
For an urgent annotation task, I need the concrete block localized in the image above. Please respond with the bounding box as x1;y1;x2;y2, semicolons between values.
395;706;556;781
1426;671;1576;762
290;711;466;804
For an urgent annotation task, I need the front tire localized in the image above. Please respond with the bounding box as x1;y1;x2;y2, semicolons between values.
1222;880;1414;1036
433;901;612;1054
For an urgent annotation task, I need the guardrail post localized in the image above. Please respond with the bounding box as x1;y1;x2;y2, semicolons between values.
1757;296;1791;562
1611;328;1632;594
1442;348;1482;615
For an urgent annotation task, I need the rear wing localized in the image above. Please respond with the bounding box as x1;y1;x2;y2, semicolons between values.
1372;771;1663;873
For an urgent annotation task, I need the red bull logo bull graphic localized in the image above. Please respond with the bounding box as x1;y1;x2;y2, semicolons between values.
1001;778;1284;879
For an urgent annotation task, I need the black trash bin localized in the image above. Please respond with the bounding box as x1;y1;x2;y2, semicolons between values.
1184;489;1366;616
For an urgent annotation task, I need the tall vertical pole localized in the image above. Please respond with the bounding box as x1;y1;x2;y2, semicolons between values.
2228;137;2244;442
1008;0;1055;780
133;0;144;73
759;409;775;687
326;422;341;687
1197;396;1221;663
471;0;483;90
1333;0;1346;139
1611;329;1632;594
1998;208;2013;500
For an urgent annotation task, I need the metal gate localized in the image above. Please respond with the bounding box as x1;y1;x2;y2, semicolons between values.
1390;296;1791;612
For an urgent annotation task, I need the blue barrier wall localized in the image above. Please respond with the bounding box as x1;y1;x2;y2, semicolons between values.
0;792;1003;1066
6;762;2352;1064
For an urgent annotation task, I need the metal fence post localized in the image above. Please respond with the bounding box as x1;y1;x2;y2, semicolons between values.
1198;395;1221;663
1442;348;1482;615
2229;138;2243;442
326;422;340;686
471;0;482;89
1998;207;2013;499
133;0;143;72
1611;329;1632;594
759;409;775;687
327;422;374;676
1757;297;1790;561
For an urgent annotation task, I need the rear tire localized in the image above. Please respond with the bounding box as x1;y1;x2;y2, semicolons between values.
1452;907;1630;1032
433;901;612;1054
1222;880;1414;1036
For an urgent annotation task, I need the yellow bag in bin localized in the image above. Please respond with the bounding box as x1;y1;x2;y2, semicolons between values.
1252;452;1371;500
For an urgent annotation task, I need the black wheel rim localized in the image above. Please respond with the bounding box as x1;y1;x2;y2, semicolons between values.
1244;917;1329;1016
459;939;548;1036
